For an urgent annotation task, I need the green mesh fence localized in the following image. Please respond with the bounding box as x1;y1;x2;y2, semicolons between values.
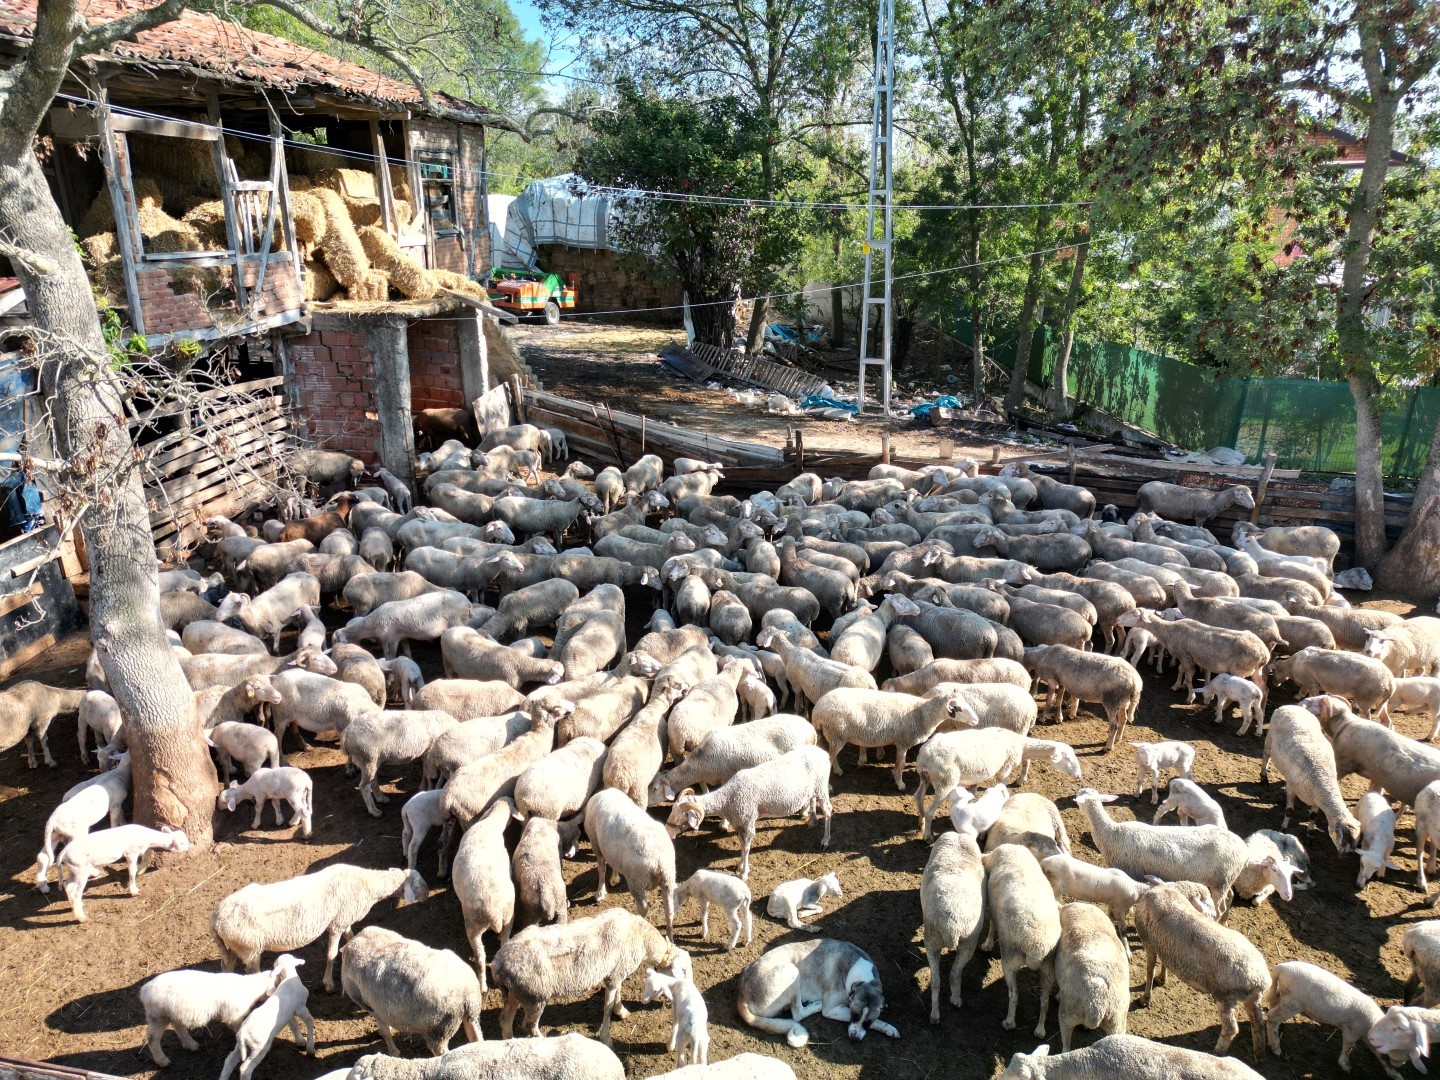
951;317;1440;478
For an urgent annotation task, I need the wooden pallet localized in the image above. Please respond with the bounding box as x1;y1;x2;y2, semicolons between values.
686;340;829;399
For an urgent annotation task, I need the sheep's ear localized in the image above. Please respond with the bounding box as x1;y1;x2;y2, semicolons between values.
678;788;696;801
228;780;239;789
1386;857;1406;871
1031;1045;1051;1059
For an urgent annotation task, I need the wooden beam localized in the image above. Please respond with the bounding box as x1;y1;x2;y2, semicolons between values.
1251;452;1277;523
439;288;518;323
110;113;220;141
96;96;145;334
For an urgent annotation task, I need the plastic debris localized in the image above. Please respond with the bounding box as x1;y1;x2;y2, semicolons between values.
1334;567;1373;591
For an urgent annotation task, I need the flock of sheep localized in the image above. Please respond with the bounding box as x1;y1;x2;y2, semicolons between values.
6;417;1440;1080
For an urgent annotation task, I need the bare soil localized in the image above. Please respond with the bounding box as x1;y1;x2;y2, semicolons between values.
0;586;1428;1080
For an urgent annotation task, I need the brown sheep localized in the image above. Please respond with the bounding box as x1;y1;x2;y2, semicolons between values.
413;408;479;450
278;493;360;545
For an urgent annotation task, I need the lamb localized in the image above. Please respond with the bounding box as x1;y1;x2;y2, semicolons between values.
986;792;1073;861
335;589;479;660
650;714;817;802
754;629;877;716
675;869;753;949
997;1034;1268;1079
515;736;608;820
1153;778;1227;828
374;467;413;514
1198;674;1265;736
340;709;458;817
138;954;303;1066
882;656;1031;694
207;721;280;781
1020;645;1143;750
378;655;425;706
1118;626;1161;671
603;682;690;807
1073;788;1251;916
1137;480;1256;526
584;787;678;936
982;843;1062;1036
1040;854;1152;934
54;824;191;921
340;925;482;1055
1268;646;1394;721
491;907;683;1043
512;814;579;929
1263;962;1397;1077
1260;704;1362;852
210;864;427;990
449;799;517;989
1306;693;1440;809
1131;740;1196;803
1356;790;1401;888
401;789;444;870
1054;901;1130;1052
1235;830;1311;904
767;871;841;930
217;767;314;838
441;626;564;688
665;745;832;879
919;832;986;1023
0;681;86;768
1386;676;1440;738
640;965;709;1069
215;959;314;1080
913;730;1077;839
1132;881;1269;1058
34;758;131;892
1402;922;1440;1006
1368;1005;1440;1077
76;689;123;768
812;686;979;790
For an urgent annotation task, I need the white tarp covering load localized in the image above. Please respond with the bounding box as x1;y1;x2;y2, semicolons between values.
498;174;613;270
486;193;514;271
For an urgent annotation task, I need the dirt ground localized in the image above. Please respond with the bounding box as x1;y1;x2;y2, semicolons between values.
0;584;1430;1080
511;322;1013;465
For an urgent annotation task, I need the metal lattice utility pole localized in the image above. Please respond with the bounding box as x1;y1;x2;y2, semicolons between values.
856;0;896;414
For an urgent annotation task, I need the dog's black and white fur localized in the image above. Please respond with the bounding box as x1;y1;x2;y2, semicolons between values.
736;938;899;1048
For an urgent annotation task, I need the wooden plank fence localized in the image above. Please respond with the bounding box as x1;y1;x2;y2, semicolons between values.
0;525;83;679
683;340;830;399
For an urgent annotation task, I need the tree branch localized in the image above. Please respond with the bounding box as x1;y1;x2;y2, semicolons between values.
74;0;186;55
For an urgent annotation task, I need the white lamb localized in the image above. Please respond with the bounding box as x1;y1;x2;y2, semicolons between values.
1198;673;1266;736
217;767;314;839
207;721;281;781
1040;853;1152;934
948;783;1010;841
138;954;303;1066
766;872;842;930
1129;740;1196;804
1356;790;1401;889
642;964;710;1069
1118;626;1161;671
674;869;753;950
35;758;130;893
1152;777;1227;828
1388;676;1440;738
55;824;190;921
216;960;315;1080
1264;960;1400;1077
400;789;445;871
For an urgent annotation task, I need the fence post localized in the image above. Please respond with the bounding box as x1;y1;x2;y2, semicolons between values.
1251;452;1276;524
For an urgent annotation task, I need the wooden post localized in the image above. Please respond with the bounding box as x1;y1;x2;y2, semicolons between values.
641;414;646;455
881;433;891;465
795;429;805;476
206;92;248;312
370;121;397;236
991;445;1002;465
510;374;526;423
1067;444;1077;486
1251;451;1277;523
939;438;954;463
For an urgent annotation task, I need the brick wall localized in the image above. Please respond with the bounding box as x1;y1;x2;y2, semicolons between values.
538;246;683;325
286;329;381;462
407;316;465;410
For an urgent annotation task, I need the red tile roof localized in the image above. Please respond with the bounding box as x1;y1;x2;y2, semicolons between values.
0;0;516;129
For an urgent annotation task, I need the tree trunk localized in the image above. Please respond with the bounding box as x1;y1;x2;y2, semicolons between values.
1376;389;1440;594
689;293;736;348
1003;115;1064;414
745;296;769;354
1349;372;1388;570
0;137;216;845
829;233;845;347
1050;224;1090;419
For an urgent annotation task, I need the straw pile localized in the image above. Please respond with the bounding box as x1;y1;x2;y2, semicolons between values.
127;132;220;204
289;190;328;251
82;232;125;307
303;259;339;301
181;199;229;249
310;187;384;295
359;225;436;299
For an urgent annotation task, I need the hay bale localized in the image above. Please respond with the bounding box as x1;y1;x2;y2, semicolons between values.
316;168;379;201
303;259;339;301
347;270;391;302
77;178;164;238
82;231;125;306
431;268;487;299
347;200;383;228
136;198;202;255
290;190;328;249
181;199;229;250
310;187;373;288
358;225;437;300
127;131;220;204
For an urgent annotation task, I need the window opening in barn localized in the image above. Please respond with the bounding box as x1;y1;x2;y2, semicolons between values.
418;152;459;236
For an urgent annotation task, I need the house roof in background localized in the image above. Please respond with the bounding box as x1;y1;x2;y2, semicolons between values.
0;0;519;130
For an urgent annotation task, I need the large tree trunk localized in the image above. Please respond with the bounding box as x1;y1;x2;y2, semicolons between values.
1050;224;1090;419
829;233;846;347
1003;115;1064;414
1376;398;1440;595
745;296;769;355
689;292;736;349
1348;372;1388;570
0;1;215;846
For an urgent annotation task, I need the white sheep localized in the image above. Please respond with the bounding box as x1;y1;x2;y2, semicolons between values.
1416;781;1440;894
76;689;123;769
1388;676;1440;738
1261;703;1362;853
674;869;753;949
1264;960;1400;1077
452;799;517;990
813;686;979;791
138;954;303;1066
948;783;1011;842
1040;854;1152;934
211;865;427;991
766;872;842;930
55;824;190;921
997;1034;1269;1078
341;708;458;817
1356;790;1401;888
1153;777;1227;828
207;720;280;781
1235;830;1312;905
1129;740;1195;804
340;925;483;1055
641;964;710;1068
401;789;445;871
1054;901;1130;1052
1198;673;1266;736
35;758;130;893
515;736;608;820
649;714;817;804
218;767;314;838
216;961;315;1080
1369;1005;1440;1076
1118;626;1162;671
983;843;1061;1036
584;788;677;937
664;745;832;880
921;832;985;1023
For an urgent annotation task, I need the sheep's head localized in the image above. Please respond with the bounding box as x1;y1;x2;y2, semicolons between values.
1231;485;1257;510
1369;1005;1433;1071
217;782;243;811
666;791;705;837
885;594;920;618
566;461;594;479
295;646;338;675
816;871;843;899
871;507;895;525
1073;788;1118;809
399;868;428;905
214;592;252;624
938;691;979;727
242;675;283;709
629;652;664;679
640;968;677;1005
1363;630;1396;660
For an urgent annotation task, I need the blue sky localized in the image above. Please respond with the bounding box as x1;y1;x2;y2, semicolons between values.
509;0;583;98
